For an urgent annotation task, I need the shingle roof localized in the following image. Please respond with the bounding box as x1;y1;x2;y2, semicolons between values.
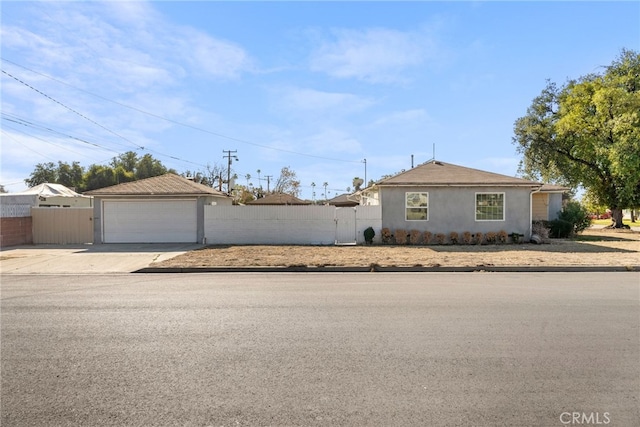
377;160;541;187
84;173;228;196
539;183;570;192
247;193;310;205
327;193;359;206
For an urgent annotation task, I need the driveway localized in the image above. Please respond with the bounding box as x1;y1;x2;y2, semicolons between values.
0;244;201;274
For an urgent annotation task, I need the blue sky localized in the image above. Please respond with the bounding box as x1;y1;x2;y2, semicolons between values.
1;1;638;199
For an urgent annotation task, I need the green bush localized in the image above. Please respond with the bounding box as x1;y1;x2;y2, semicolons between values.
364;227;375;245
548;219;574;238
558;201;592;234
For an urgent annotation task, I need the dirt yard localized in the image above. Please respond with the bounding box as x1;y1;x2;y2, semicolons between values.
154;228;640;269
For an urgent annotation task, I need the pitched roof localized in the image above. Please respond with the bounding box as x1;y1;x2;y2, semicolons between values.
10;183;87;198
247;193;310;205
377;160;541;187
327;193;359;206
83;173;228;197
539;183;570;192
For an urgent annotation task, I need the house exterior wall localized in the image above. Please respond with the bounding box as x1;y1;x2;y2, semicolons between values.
548;193;564;220
532;193;549;221
380;186;534;238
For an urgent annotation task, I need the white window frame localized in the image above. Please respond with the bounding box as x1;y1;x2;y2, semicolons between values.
405;192;429;221
475;192;505;221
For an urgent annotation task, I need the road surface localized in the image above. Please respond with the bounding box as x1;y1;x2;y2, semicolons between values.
2;272;638;426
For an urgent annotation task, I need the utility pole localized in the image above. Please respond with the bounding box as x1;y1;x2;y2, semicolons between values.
222;150;238;194
264;175;272;192
363;158;367;187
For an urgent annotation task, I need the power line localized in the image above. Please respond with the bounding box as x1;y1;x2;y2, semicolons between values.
1;58;364;164
1;68;145;152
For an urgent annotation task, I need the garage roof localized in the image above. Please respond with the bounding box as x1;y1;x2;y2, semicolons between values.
84;173;229;197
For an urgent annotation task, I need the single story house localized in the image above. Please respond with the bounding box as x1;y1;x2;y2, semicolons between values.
247;193;310;205
85;173;231;243
0;183;92;210
327;193;359;207
360;160;543;239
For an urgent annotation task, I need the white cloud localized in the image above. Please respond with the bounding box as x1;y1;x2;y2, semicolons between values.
309;27;439;83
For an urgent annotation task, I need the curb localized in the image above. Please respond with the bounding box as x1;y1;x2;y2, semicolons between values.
135;265;639;273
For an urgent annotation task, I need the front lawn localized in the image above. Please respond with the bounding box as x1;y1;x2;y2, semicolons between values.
591;218;636;226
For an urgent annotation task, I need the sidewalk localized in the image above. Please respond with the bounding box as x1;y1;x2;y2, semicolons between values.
0;244;201;274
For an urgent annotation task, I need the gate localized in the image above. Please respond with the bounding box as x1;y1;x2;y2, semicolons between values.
32;207;94;244
335;207;357;245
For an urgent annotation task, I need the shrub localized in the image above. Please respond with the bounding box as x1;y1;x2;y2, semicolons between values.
423;231;433;245
532;221;550;242
510;232;524;243
363;227;375;245
409;229;422;245
449;231;459;244
548;219;573;238
435;233;446;245
474;232;484;245
497;230;508;244
395;229;408;245
381;228;392;244
558;201;592;234
485;231;497;244
461;231;473;244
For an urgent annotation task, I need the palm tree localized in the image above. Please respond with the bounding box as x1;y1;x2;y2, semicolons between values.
245;173;251;187
323;182;328;201
311;182;316;203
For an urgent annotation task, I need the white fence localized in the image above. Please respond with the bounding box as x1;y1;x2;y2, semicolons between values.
1;204;31;218
204;205;381;245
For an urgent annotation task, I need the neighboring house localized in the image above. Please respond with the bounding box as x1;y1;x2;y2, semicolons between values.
360;160;542;239
247;193;310;205
532;184;569;221
0;183;92;211
85;173;232;243
327;193;359;207
0;183;93;247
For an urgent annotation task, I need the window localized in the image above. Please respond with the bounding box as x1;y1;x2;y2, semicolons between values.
476;193;504;221
406;192;428;221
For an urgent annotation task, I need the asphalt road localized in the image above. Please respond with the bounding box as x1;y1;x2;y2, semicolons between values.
2;272;638;426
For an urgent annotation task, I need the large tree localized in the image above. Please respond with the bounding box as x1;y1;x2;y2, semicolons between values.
25;161;84;189
272;166;301;197
513;49;640;227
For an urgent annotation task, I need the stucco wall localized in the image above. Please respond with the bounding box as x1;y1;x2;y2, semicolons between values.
547;193;564;220
380;186;533;238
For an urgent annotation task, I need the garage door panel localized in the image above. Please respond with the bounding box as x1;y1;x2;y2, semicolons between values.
103;200;197;243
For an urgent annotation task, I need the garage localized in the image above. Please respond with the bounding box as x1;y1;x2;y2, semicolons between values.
103;200;197;243
85;173;232;244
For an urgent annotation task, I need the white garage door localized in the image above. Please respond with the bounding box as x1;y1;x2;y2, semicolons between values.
103;200;197;243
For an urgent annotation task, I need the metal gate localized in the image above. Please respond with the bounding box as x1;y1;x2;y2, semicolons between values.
32;207;93;244
335;207;357;245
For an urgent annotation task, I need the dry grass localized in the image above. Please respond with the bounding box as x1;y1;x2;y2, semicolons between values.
154;228;640;269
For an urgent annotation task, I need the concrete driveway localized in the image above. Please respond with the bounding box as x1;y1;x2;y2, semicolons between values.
0;244;201;274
